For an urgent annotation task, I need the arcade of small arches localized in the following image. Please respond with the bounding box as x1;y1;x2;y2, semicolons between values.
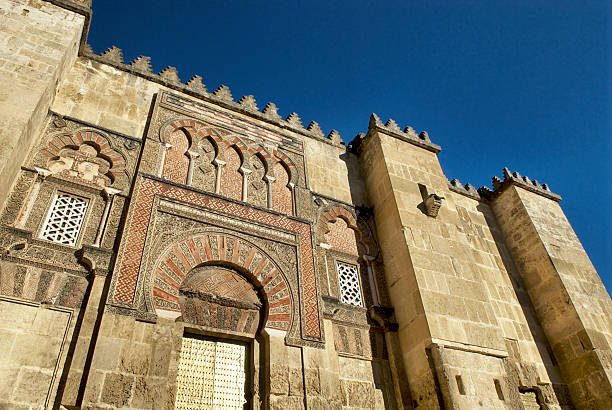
159;119;297;215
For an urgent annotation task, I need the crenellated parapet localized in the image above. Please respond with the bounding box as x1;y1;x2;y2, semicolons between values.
448;179;484;200
349;113;441;153
82;45;346;148
448;169;560;202
477;167;561;202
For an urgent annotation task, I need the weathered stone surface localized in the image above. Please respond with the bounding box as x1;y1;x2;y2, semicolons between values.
0;2;609;409
270;363;290;395
100;373;134;406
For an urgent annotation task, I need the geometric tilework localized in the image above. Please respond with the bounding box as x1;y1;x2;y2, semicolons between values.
113;176;321;339
40;192;88;246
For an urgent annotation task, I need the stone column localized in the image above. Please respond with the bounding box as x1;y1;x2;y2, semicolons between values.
93;187;121;247
264;175;275;209
15;167;51;229
186;150;200;186
363;255;380;307
358;117;512;409
239;166;252;202
213;158;226;194
158;143;172;177
0;1;86;213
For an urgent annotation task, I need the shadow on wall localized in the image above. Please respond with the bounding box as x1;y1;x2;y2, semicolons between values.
477;203;566;407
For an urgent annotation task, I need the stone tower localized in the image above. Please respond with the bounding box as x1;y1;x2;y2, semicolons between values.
0;1;610;409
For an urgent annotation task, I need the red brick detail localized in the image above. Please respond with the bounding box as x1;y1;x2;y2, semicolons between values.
218;235;227;261
41;131;128;180
253;258;268;277
172;245;193;272
186;238;202;265
162;128;190;184
261;269;278;287
267;281;287;297
231;239;240;264
153;287;178;303
243;249;256;271
157;268;179;289
317;205;372;256
220;145;243;201
164;258;186;279
200;235;213;261
272;161;293;216
269;296;291;310
113;177;320;338
268;313;291;322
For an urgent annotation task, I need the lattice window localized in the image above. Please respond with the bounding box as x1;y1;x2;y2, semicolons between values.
174;337;247;410
40;192;88;246
337;262;363;307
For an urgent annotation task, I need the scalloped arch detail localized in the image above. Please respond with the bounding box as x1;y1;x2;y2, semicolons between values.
37;129;128;185
317;205;376;256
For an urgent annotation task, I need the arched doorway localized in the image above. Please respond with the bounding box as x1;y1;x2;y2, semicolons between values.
149;232;296;409
173;265;264;410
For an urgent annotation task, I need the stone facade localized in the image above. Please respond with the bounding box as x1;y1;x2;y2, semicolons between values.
0;1;610;409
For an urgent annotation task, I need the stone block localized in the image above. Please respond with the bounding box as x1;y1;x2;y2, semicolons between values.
131;376;166;409
269;394;305;410
345;380;376;408
9;333;62;369
112;314;136;340
0;329;15;361
83;369;104;405
0;367;19;400
119;342;152;375
60;369;83;405
12;368;52;406
289;367;304;396
270;363;289;395
91;336;121;371
149;341;172;377
100;372;134;407
304;368;321;395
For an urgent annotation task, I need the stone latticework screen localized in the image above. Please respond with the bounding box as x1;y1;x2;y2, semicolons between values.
174;337;247;410
40;192;88;246
337;262;363;307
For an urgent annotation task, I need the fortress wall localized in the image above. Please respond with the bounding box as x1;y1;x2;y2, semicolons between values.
0;0;85;213
52;57;176;139
53;57;366;206
361;129;569;408
492;185;612;408
0;299;75;409
303;137;368;206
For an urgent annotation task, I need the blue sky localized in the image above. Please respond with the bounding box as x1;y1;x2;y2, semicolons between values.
87;1;610;290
